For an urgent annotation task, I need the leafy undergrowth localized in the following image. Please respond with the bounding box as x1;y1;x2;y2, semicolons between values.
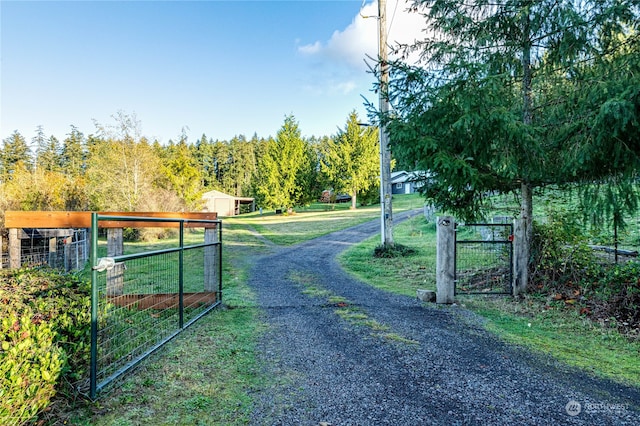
530;219;640;339
0;268;91;426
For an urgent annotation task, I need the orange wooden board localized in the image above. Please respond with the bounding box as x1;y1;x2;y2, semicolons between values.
4;211;218;229
107;292;218;310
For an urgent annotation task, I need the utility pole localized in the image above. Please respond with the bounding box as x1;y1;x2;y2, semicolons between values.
378;0;393;247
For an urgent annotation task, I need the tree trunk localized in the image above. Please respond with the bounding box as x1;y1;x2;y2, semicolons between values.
517;8;533;294
514;181;533;295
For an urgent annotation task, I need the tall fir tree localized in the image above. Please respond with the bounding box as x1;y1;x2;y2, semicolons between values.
1;130;32;178
320;111;379;209
36;134;62;173
61;125;86;177
255;115;315;210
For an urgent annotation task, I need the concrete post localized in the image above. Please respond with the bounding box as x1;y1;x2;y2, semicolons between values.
106;228;124;296
436;216;455;304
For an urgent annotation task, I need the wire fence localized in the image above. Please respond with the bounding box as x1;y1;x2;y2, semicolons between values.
0;228;89;271
455;223;513;295
89;214;222;399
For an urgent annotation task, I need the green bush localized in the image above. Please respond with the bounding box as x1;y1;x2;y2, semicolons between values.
530;213;600;289
0;268;91;425
0;310;63;426
588;261;640;328
373;243;416;258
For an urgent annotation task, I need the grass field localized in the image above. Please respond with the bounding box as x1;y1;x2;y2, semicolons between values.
230;195;425;245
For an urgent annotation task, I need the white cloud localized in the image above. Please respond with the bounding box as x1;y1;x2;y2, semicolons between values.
331;80;357;95
298;40;322;55
298;0;425;71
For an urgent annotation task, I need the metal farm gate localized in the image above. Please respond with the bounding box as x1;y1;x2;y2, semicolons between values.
455;223;513;295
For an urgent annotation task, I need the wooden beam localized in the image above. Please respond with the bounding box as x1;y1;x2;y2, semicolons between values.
4;211;218;229
107;292;218;310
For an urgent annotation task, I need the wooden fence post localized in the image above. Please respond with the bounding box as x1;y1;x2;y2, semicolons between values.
204;227;218;293
48;237;57;268
512;218;528;296
106;228;124;296
436;216;456;304
9;228;20;269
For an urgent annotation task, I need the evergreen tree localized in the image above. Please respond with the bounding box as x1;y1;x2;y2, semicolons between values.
194;134;216;188
162;137;203;209
224;135;258;197
320;111;379;209
1;130;32;178
255;115;313;210
36;135;62;173
61;125;86;177
32;125;47;171
379;0;638;289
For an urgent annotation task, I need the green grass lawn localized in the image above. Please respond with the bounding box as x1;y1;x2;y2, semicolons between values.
338;214;437;297
226;195;424;246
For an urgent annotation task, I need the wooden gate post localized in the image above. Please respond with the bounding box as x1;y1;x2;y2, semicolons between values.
106;228;124;296
9;228;20;269
513;218;528;296
204;226;218;293
436;216;455;304
48;237;57;268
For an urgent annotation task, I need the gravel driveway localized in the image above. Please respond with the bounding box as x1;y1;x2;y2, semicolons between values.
247;211;640;425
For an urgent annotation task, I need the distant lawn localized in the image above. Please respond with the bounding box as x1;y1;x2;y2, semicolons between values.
227;194;424;246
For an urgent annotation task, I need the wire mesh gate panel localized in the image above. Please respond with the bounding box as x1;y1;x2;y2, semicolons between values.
89;214;222;399
455;223;513;295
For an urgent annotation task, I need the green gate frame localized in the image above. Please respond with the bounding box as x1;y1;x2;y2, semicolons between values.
89;213;222;399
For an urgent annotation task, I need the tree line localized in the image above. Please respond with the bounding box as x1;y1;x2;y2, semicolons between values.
0;111;382;220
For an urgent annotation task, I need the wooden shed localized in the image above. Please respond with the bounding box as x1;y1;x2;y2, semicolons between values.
201;190;255;217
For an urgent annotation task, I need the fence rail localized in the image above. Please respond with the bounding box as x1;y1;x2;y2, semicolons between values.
89;213;222;399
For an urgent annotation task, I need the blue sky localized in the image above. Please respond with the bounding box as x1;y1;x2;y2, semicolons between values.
1;0;424;144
